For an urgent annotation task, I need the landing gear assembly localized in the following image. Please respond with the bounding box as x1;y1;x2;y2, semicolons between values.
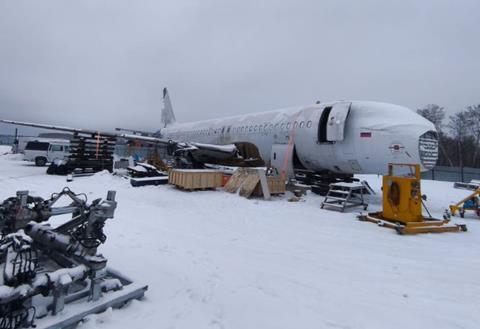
0;188;147;328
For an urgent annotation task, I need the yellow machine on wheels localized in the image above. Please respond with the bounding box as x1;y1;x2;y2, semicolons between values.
358;163;467;235
450;189;480;219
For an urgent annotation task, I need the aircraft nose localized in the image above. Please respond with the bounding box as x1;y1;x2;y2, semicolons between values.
349;102;438;174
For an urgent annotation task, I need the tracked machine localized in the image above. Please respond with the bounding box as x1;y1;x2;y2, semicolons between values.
358;163;467;235
0;188;147;329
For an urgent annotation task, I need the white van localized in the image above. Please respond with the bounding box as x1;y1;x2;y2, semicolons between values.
24;140;70;166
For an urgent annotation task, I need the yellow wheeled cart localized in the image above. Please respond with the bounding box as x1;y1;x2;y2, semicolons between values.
450;189;480;218
358;163;467;235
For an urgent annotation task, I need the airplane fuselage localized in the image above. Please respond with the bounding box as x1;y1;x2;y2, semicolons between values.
160;101;438;175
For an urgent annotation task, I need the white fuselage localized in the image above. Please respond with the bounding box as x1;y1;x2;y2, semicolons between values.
160;101;438;175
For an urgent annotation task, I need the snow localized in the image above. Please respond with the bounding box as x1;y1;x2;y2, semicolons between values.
128;165;148;172
172;169;222;173
331;181;365;188
0;152;479;329
191;143;238;153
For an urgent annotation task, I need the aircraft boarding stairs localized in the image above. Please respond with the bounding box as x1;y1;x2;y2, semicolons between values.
321;181;373;212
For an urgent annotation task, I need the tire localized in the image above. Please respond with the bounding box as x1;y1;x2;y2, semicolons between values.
35;157;47;167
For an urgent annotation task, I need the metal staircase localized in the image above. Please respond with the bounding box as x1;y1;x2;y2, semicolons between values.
321;182;369;212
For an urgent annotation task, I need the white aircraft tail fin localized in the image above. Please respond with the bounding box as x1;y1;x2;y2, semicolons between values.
161;87;176;128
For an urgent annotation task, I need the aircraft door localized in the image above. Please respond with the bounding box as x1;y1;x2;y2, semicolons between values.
326;102;351;142
270;144;293;178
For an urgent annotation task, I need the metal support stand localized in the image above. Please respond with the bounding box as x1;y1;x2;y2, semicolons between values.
321;182;368;212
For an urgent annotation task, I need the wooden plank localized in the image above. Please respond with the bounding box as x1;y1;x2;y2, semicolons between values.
239;174;260;198
257;169;271;200
224;168;248;193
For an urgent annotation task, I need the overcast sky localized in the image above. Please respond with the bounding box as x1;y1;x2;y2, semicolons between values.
0;0;479;134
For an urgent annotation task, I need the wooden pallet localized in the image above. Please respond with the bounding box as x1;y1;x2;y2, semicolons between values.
169;169;223;191
252;176;285;196
225;168;285;199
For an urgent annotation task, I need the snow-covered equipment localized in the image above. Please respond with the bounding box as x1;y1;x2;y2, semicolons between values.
453;180;480;191
44;133;116;175
295;171;367;196
449;188;480;219
0;188;147;328
321;182;368;212
128;162;169;187
168;141;262;168
127;162;166;178
358;163;467;234
67;134;116;174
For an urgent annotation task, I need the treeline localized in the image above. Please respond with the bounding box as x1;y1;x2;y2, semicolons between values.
417;104;480;168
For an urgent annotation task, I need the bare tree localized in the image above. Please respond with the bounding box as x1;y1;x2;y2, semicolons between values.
448;111;470;167
417;104;453;166
417;104;445;132
465;104;480;165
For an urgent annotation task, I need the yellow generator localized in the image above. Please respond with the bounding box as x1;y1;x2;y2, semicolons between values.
359;163;467;234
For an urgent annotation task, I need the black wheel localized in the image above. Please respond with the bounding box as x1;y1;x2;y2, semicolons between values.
35;157;47;166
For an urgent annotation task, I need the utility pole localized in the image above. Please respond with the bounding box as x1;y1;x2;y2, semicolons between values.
13;128;18;154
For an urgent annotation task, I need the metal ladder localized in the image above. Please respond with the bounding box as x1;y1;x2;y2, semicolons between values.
321;182;369;212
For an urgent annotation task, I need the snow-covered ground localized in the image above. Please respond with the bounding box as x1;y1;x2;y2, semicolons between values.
0;145;479;329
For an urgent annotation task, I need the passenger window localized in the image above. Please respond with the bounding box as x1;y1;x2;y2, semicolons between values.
50;145;63;152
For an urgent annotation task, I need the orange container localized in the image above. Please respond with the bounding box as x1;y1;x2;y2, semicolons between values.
222;174;231;187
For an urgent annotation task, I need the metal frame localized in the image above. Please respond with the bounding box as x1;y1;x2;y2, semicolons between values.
36;268;148;329
321;182;368;212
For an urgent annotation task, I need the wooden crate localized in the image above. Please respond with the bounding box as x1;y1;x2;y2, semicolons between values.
252;176;285;196
169;169;223;190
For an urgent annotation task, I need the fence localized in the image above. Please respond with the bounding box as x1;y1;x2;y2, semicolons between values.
422;166;480;183
0;135;15;145
4;133;476;180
